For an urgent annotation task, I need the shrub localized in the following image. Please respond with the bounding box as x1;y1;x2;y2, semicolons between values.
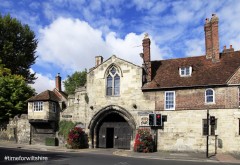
67;127;89;149
59;120;75;139
45;137;58;146
134;128;154;153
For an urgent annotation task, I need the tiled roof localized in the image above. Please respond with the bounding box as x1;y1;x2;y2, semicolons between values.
142;51;240;90
28;90;61;102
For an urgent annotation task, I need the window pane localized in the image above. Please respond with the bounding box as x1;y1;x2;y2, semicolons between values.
181;68;185;75
206;89;214;103
110;67;116;75
34;102;43;111
186;67;190;75
107;75;112;95
165;92;174;110
203;119;217;135
114;74;120;95
203;119;208;135
207;96;213;102
206;89;213;95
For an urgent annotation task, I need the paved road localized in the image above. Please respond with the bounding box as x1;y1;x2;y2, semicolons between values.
0;147;232;165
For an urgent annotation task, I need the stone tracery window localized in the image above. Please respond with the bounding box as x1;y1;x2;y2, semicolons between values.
106;66;120;96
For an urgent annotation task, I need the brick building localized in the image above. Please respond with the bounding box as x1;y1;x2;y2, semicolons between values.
28;14;240;153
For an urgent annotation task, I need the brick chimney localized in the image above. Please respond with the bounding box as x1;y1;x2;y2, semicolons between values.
142;33;151;82
55;73;61;91
204;14;220;62
95;56;103;67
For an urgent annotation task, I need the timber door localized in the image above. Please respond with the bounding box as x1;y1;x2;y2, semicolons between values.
114;123;132;149
98;122;132;149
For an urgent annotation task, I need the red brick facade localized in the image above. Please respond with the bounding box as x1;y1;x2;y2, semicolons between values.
155;86;239;110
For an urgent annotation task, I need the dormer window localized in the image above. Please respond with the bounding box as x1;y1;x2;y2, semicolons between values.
179;66;192;77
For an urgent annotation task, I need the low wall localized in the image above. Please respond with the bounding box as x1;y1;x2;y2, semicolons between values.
0;114;30;144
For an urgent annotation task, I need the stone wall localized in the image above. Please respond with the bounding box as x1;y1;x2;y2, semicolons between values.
61;86;87;124
157;109;240;153
0;114;30;144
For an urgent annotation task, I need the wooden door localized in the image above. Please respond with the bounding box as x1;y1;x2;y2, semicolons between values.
98;122;132;149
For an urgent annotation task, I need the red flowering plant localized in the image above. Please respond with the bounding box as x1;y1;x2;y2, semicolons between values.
67;127;89;149
134;128;154;153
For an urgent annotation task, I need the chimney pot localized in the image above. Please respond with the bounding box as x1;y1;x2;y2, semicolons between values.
224;45;226;50
205;18;209;23
230;45;232;49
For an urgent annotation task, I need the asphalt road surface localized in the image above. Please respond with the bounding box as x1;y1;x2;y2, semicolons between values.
0;147;230;165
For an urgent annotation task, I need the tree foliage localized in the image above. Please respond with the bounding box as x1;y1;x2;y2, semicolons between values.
0;14;38;83
0;61;35;122
63;70;87;94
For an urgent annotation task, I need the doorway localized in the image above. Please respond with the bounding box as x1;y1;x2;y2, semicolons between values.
106;128;114;148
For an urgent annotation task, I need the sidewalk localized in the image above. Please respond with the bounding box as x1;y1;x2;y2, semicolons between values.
1;140;240;164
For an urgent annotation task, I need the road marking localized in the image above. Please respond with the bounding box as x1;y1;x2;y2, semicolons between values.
114;162;131;165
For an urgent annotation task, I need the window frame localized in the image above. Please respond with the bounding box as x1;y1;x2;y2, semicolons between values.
164;91;175;110
239;119;240;135
106;66;120;96
179;66;192;77
51;102;57;113
238;87;240;107
33;101;43;112
202;119;217;136
205;88;215;104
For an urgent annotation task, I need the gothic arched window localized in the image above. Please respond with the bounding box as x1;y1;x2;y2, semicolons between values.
106;66;120;96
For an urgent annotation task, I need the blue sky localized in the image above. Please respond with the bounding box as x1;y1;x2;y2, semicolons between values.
1;0;240;93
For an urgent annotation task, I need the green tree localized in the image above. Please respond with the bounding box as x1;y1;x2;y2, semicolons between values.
63;70;87;94
0;61;35;123
0;14;38;83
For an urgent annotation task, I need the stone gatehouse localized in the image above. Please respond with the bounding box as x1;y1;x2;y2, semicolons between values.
27;14;240;153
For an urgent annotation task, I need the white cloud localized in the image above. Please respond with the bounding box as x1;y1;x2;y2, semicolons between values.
185;39;205;57
29;2;40;10
37;17;163;75
30;70;55;94
132;0;155;10
37;17;109;72
0;1;12;8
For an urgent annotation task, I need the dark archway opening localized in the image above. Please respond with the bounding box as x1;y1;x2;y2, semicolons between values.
97;112;132;149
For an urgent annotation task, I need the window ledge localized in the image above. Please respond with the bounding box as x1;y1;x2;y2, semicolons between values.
180;75;191;77
204;102;216;105
106;95;120;97
164;109;175;111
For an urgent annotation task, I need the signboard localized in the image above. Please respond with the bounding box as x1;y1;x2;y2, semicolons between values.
139;115;149;126
62;115;72;118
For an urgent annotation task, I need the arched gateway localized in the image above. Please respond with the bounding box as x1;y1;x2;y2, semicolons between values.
88;105;136;149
